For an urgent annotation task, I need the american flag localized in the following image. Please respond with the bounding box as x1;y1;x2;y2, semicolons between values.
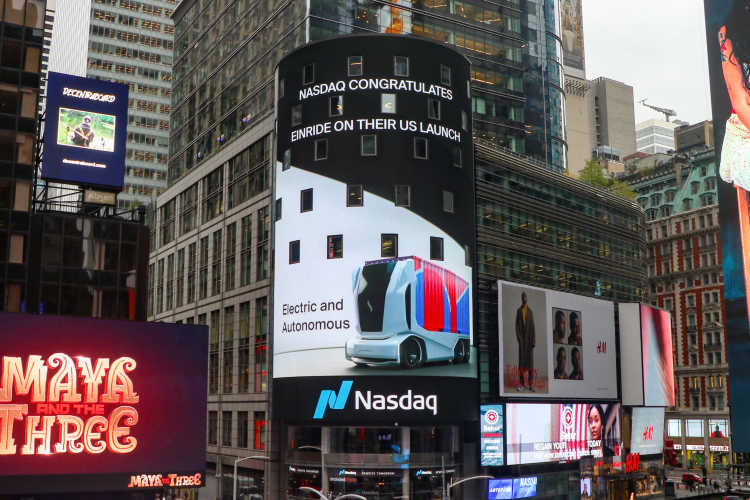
559;404;588;460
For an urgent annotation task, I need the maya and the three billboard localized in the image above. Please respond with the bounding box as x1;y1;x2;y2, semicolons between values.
0;313;207;494
704;0;750;451
42;72;128;190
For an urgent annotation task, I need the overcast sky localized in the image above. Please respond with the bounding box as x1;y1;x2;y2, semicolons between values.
581;0;712;125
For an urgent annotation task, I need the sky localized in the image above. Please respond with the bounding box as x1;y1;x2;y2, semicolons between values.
581;0;713;126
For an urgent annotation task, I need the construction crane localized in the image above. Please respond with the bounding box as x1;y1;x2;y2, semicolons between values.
639;99;677;122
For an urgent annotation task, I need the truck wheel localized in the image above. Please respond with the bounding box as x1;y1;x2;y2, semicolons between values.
460;339;470;363
400;338;423;369
453;339;466;364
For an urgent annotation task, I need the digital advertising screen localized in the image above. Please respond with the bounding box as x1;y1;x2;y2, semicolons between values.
580;478;592;499
497;281;617;399
704;0;750;452
273;34;476;414
505;403;621;465
42;72;128;189
481;404;504;466
0;313;207;494
630;407;665;456
619;303;675;407
560;0;585;75
488;477;537;500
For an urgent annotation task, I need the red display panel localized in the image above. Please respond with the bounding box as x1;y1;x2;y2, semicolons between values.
0;313;207;494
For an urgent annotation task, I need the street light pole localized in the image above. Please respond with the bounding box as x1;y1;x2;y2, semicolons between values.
446;474;494;500
233;455;269;500
298;486;367;500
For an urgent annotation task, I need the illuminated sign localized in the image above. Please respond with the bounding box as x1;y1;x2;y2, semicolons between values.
312;380;438;419
298;78;453;101
127;472;203;488
481;405;504;466
488;477;537;500
0;354;139;456
42;72;128;189
625;453;640;473
0;313;207;495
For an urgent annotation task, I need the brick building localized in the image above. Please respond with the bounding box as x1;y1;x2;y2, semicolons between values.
624;147;730;470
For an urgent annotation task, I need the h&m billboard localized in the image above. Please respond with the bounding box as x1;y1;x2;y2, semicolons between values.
272;34;476;423
497;281;617;399
42;72;128;190
0;313;207;494
704;0;750;452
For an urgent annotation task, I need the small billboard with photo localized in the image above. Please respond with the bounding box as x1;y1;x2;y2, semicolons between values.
57;107;116;152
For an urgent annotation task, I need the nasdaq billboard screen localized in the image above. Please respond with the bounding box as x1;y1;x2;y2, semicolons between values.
0;313;207;494
704;0;750;451
42;72;128;189
273;35;477;423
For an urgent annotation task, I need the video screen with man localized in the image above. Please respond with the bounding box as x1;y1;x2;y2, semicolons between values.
57;107;116;152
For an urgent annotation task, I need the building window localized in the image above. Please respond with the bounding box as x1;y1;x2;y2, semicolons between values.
303;63;315;85
239;302;250;392
395;185;411;207
199;237;209;300
211;230;222;296
289;240;300;264
414;137;428;159
256;207;270;281
440;64;451;86
254;297;268;392
226;223;236;291
686;419;704;437
315;139;328;160
327;235;343;259
222;411;232;446
209;310;220;394
381;234;398;257
452;147;462;168
208;411;218;444
690;353;697;366
348;55;363;76
301;188;313;212
275;198;282;221
283;148;291;170
238;411;249;448
382;93;396;113
443;190;455;213
330;95;344;116
667;419;681;437
430;237;444;260
361;134;377;156
223;306;234;393
240;216;252;286
428;98;440;120
394;56;409;76
347;184;363;207
291;104;302;126
254;412;266;449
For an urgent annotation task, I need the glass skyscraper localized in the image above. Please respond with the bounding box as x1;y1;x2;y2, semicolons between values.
168;0;566;187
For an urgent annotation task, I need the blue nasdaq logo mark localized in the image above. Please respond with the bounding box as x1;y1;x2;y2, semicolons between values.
313;380;353;419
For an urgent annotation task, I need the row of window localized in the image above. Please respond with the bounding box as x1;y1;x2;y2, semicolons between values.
90;23;174;51
667;418;728;438
150;209;271;315
207;410;265;450
275;186;455;219
299;57;453;86
287;136;461;165
93;0;174;18
288;234;446;264
91;9;173;34
90;40;173;68
646;213;716;240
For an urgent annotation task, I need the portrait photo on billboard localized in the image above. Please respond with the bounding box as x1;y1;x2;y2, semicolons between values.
505;403;621;465
42;72;128;189
561;0;585;73
705;0;750;452
57;107;116;152
641;305;675;406
0;313;207;494
498;281;616;399
273;35;475;381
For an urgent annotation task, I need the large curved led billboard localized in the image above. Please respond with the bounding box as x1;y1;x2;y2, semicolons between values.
705;0;750;451
273;35;475;422
0;313;207;494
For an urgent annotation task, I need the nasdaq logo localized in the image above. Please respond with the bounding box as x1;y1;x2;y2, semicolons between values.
313;380;353;419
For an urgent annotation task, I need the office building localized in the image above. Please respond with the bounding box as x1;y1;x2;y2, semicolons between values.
675;120;714;153
565;76;637;175
623;148;730;470
636;118;679;154
0;1;45;312
86;0;176;209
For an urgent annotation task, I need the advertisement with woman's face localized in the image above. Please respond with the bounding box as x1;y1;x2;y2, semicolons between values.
705;0;750;451
505;402;621;465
